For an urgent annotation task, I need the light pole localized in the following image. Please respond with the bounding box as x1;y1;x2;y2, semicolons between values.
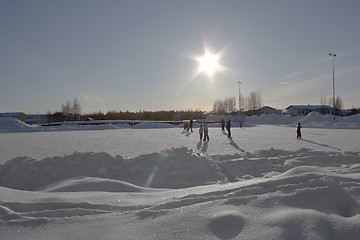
329;53;336;120
237;81;242;127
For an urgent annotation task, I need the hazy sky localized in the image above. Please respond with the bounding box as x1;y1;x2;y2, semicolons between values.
1;0;360;113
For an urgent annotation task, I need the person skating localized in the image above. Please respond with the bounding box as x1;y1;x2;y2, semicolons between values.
221;118;225;131
297;122;302;139
199;124;203;140
203;121;209;141
189;119;193;132
226;119;231;138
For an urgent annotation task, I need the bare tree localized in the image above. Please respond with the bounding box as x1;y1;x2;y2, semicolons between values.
335;96;343;110
72;98;81;115
225;97;236;113
247;90;262;111
61;100;72;115
257;89;263;109
213;97;237;114
213;99;226;114
60;98;82;120
329;96;344;115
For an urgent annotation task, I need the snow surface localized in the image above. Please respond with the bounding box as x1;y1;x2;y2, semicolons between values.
0;115;360;240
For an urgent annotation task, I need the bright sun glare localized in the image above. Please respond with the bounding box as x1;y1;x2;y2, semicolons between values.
194;49;224;79
198;52;220;76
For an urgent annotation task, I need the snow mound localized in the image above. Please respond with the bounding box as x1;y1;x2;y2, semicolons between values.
1;157;360;238
1;148;359;192
1;147;360;239
207;113;360;129
0;117;33;132
295;112;360;129
0;148;223;190
246;114;301;125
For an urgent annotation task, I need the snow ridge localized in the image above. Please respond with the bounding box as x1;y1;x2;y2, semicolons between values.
1;147;360;239
1;148;359;191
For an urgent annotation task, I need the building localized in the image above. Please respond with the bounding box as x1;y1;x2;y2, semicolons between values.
0;112;27;122
258;106;283;115
25;114;51;125
286;105;333;116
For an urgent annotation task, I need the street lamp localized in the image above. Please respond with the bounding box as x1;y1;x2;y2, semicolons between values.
237;81;242;127
329;53;336;120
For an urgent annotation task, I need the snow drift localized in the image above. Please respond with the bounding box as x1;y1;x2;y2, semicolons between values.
1;116;360;239
1;148;360;239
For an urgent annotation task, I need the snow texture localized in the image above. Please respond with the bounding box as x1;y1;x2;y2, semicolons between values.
0;115;360;240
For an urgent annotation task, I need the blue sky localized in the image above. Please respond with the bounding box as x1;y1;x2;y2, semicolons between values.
1;0;360;113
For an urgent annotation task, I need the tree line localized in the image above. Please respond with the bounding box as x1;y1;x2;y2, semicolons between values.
49;98;204;122
49;95;359;123
82;110;204;121
212;90;262;115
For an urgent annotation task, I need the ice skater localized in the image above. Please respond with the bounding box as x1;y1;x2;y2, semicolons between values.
226;119;231;138
221;118;225;131
297;122;302;139
189;119;193;132
203;121;209;141
199;124;203;140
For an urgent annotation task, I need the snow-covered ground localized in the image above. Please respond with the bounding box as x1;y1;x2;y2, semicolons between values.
0;114;360;240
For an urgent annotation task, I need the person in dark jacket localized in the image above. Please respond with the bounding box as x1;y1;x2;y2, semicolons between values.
226;119;231;138
297;122;302;139
189;119;193;132
221;118;225;131
203;121;209;141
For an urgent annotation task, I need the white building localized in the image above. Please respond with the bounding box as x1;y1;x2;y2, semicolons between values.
286;105;333;116
258;106;282;115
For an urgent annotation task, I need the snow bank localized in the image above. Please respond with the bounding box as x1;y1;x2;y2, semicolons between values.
208;112;360;129
0;117;34;131
295;111;360;129
0;148;223;190
1;148;359;191
246;114;301;125
1;113;360;134
1;148;360;239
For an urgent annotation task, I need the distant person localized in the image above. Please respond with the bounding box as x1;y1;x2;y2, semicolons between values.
221;118;225;131
184;122;188;132
203;121;209;141
189;119;193;132
226;119;231;138
199;124;203;140
297;122;302;139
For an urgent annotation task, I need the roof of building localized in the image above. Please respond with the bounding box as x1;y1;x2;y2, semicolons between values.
260;106;277;110
0;112;25;117
286;105;333;110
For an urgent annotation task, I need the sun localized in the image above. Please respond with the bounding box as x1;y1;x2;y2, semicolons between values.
198;52;220;76
193;49;225;79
